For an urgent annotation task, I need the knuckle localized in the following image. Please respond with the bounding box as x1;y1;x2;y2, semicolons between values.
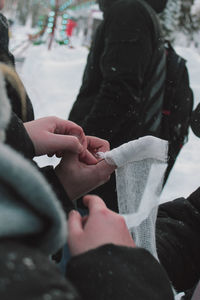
99;208;109;217
71;136;79;145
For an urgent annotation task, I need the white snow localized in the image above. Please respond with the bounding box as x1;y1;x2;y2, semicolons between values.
10;29;200;204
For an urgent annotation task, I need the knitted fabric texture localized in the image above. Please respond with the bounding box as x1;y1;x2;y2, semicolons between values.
99;136;168;258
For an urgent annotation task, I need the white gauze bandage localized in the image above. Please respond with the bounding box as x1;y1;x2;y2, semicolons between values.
98;136;168;259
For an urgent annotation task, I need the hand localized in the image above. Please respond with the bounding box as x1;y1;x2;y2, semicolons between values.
80;136;110;165
24;116;86;156
55;152;115;201
67;195;135;256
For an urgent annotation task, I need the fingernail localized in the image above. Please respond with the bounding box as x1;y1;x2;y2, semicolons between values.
69;210;76;216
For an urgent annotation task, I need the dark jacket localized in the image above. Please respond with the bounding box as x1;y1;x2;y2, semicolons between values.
156;187;200;299
69;0;166;210
0;243;174;300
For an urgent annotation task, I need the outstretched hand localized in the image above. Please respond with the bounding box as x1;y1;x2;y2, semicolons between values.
67;195;135;256
24;116;87;156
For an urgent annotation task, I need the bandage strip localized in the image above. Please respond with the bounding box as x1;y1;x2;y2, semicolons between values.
99;136;168;259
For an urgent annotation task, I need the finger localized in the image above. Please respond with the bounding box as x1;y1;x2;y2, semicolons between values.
68;210;83;237
79;149;98;165
83;194;107;214
48;133;83;154
55;119;87;148
94;159;116;183
68;127;87;149
87;136;110;153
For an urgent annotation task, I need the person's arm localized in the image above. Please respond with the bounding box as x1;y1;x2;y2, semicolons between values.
6;114;115;211
24;117;87;157
6;112;35;159
156;187;200;293
66;195;174;300
5;113;72;212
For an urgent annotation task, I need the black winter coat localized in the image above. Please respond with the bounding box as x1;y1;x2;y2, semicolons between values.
157;187;200;299
69;0;166;210
0;241;174;300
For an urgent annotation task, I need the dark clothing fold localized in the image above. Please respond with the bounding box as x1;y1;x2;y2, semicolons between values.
70;0;165;147
69;0;166;210
157;187;200;297
67;244;174;300
0;241;80;300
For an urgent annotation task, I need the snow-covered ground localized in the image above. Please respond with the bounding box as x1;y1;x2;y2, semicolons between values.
10;28;200;204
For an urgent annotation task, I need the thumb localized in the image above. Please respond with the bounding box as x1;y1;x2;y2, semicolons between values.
47;133;83;154
79;149;98;165
94;159;116;183
68;210;83;239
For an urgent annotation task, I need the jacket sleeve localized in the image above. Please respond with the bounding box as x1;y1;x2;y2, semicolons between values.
66;244;174;300
156;187;200;293
78;2;154;144
5;112;35;159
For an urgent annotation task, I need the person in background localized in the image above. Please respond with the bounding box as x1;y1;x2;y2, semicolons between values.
69;0;168;212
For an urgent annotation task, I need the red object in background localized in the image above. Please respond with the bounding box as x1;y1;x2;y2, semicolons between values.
66;19;77;37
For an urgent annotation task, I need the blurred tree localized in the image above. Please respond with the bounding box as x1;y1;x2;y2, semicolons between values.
159;0;200;46
16;0;30;25
159;0;181;43
178;0;195;35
